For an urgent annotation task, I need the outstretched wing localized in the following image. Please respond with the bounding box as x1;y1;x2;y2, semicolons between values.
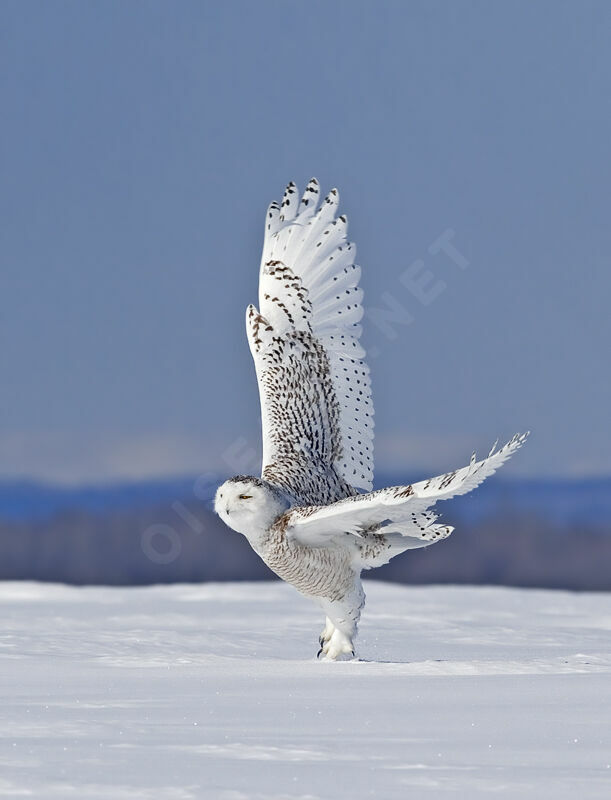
278;433;529;546
246;179;374;505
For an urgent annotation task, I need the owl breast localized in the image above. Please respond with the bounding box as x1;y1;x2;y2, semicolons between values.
260;530;355;602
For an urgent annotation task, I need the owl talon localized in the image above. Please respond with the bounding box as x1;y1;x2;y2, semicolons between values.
319;617;335;650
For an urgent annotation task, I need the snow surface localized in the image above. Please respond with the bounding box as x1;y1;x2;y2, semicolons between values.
1;580;610;799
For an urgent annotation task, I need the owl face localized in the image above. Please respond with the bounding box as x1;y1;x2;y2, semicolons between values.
214;476;288;538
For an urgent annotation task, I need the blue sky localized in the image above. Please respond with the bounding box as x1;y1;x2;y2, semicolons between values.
2;0;610;483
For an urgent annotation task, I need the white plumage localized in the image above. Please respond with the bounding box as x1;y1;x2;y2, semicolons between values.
215;179;528;660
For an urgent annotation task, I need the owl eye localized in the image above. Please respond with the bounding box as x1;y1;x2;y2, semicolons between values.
239;494;253;500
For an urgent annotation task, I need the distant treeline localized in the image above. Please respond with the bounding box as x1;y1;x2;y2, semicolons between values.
1;497;609;590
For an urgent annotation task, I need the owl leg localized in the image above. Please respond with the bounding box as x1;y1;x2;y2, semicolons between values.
316;585;363;660
318;608;358;661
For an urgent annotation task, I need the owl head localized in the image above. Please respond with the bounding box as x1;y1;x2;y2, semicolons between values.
214;476;289;539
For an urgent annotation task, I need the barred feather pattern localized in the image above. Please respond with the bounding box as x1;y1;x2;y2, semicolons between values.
247;179;373;505
261;521;355;603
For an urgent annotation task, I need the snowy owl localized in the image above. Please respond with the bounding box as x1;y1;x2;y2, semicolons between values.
215;179;528;661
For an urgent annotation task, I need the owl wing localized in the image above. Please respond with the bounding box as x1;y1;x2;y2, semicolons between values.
246;179;374;505
277;433;529;546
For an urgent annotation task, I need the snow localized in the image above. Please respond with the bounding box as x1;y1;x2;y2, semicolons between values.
1;580;610;799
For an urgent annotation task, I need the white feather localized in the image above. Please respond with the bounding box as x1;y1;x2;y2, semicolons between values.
282;433;529;546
